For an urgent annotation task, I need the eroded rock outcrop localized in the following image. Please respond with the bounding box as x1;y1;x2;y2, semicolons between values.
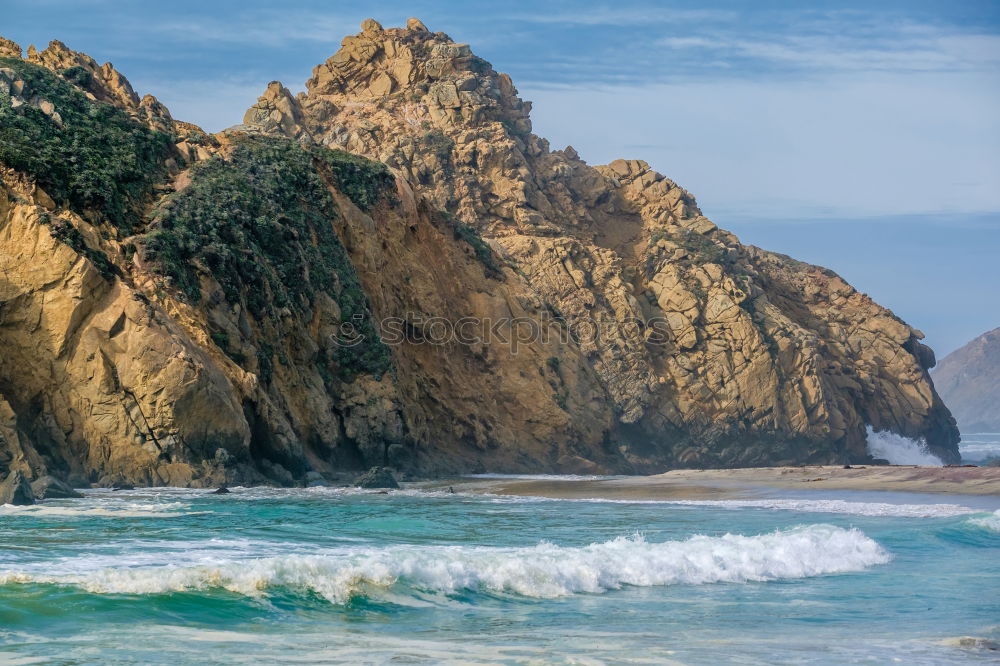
0;39;615;485
244;18;959;465
0;22;960;488
0;469;34;505
30;475;82;499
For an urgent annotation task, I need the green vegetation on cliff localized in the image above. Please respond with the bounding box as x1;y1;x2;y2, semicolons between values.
44;215;117;280
0;57;173;232
311;147;395;211
144;135;391;380
442;211;504;280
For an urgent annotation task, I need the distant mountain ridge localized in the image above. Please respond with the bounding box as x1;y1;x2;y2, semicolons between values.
934;327;1000;433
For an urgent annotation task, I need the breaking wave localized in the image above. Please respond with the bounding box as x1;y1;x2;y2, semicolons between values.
0;525;890;603
865;427;944;465
958;435;1000;463
0;502;199;518
967;510;1000;533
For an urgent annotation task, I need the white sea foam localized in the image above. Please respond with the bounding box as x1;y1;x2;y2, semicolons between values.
958;435;1000;463
0;502;199;518
865;427;944;465
0;525;890;603
577;498;979;518
192;485;427;501
474;492;979;518
967;509;1000;533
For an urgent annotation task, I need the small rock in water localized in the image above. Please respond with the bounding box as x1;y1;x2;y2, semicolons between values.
30;475;83;499
304;471;330;487
111;483;135;491
354;466;400;489
0;469;35;505
212;486;231;494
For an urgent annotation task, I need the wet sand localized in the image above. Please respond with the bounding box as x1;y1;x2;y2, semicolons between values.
439;465;1000;500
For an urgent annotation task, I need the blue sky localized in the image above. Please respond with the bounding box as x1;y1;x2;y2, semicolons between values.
3;0;999;355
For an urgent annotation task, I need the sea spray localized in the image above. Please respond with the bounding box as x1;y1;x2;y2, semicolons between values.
968;509;1000;533
865;427;944;465
0;525;891;603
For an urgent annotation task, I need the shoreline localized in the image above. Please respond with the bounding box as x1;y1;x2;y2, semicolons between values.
430;465;1000;500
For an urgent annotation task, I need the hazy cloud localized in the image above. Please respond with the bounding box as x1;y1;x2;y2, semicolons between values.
503;7;738;26
135;11;360;47
523;69;1000;220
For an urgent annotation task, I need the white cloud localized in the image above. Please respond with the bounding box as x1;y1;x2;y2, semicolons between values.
505;8;737;26
523;69;1000;220
136;10;364;47
656;26;1000;75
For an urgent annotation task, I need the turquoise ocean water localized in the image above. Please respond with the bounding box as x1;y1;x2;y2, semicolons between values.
1;473;999;665
958;433;1000;465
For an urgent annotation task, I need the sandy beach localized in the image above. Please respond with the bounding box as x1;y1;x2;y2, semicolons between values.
441;465;1000;500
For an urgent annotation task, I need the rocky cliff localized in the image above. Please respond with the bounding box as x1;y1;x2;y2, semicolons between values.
239;19;959;466
0;22;960;488
934;328;1000;433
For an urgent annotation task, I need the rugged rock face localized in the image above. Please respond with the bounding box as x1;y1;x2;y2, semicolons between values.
243;19;959;465
934;328;1000;432
0;24;960;488
0;38;614;487
0;469;35;505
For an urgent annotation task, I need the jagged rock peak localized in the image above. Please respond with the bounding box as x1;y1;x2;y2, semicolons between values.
407;18;430;32
0;36;22;58
27;39;142;110
3;38;177;134
240;80;312;142
304;17;528;130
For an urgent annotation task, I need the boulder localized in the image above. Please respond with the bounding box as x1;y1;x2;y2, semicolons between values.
0;470;35;505
305;471;330;487
354;466;399;489
406;18;429;32
30;475;83;499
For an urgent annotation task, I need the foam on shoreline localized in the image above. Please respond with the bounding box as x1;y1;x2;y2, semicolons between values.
0;525;890;602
